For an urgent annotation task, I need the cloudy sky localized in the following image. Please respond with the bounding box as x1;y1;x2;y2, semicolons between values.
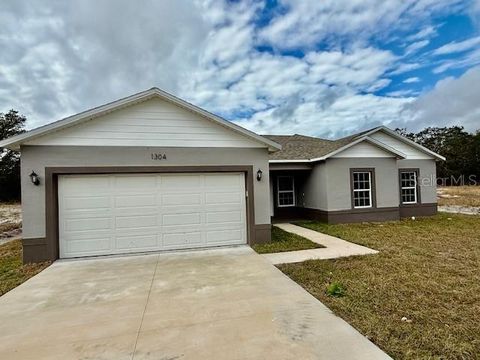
1;0;480;138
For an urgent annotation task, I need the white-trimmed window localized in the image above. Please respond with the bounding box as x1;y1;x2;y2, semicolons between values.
352;171;373;208
277;176;295;207
400;171;418;204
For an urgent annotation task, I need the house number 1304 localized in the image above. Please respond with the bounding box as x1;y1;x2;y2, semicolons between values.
151;153;167;160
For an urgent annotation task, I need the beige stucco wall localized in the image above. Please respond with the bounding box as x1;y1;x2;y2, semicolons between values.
302;162;328;210
298;157;438;212
324;157;400;211
20;146;271;239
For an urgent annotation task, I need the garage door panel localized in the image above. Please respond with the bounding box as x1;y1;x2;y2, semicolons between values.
61;176;111;192
64;217;112;232
64;196;111;210
206;211;243;224
204;173;242;188
114;194;156;208
114;175;156;190
161;175;201;188
206;229;244;244
115;215;158;229
161;193;202;206
205;192;242;205
66;237;111;254
59;173;246;258
162;213;202;226
162;232;203;248
115;235;158;250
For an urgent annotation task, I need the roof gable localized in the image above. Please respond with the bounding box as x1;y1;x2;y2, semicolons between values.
24;97;264;148
266;125;445;162
0;88;281;151
331;140;399;158
363;127;445;161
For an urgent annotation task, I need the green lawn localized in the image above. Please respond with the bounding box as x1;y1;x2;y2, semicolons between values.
252;226;324;254
278;214;480;360
0;239;51;296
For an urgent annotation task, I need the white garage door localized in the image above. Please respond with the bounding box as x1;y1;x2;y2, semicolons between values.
58;173;247;258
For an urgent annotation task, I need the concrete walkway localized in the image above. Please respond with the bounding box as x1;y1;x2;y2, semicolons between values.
0;247;390;359
263;223;378;265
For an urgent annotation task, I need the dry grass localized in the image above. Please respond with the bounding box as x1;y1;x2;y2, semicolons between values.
437;186;480;207
252;226;324;254
0;239;51;296
279;214;480;360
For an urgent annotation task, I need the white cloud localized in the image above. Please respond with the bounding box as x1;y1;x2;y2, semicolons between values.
406;25;438;41
0;0;476;141
387;89;418;97
403;77;421;83
405;40;430;55
433;47;480;73
182;44;397;137
470;0;480;24
433;36;480;55
0;0;212;128
402;66;480;132
389;62;423;75
237;93;412;138
259;0;463;49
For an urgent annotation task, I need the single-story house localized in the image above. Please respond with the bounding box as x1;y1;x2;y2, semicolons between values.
0;88;445;263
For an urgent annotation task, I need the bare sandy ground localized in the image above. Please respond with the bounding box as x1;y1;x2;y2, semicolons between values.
0;203;22;243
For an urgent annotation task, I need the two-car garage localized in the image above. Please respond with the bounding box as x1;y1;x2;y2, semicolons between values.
0;87;278;263
58;172;247;258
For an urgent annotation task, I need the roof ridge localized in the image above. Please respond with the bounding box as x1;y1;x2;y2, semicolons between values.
263;134;333;142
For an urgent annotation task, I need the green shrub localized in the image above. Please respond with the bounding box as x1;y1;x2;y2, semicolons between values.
326;282;346;297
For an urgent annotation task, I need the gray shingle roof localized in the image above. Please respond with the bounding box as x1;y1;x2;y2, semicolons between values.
263;128;376;160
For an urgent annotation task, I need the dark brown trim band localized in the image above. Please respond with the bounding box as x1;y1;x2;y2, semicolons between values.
399;203;437;218
44;166;256;261
304;207;399;224
23;238;49;263
271;203;438;225
253;224;272;244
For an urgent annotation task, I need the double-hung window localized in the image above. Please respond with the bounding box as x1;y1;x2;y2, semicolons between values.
277;176;295;207
352;171;373;208
400;170;418;204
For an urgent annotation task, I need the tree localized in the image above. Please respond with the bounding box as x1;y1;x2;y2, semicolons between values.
396;126;479;185
0;110;26;201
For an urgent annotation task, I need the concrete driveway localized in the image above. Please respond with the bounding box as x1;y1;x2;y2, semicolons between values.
0;247;390;360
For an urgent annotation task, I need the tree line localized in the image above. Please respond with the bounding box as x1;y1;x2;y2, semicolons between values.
0;110;25;201
0;110;479;201
396;126;480;185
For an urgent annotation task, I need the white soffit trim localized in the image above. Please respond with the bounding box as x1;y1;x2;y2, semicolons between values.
0;87;282;152
269;159;312;163
360;126;446;161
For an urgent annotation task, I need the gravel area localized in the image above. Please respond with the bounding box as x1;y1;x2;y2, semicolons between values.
438;205;480;215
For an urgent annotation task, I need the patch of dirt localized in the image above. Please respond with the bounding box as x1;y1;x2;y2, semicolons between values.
0;203;22;240
437;186;480;207
438;205;480;215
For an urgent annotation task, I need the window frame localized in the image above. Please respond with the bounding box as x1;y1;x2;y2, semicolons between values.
399;169;420;205
277;176;296;208
350;168;376;209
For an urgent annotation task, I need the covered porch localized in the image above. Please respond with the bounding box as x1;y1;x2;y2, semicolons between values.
269;162;313;222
